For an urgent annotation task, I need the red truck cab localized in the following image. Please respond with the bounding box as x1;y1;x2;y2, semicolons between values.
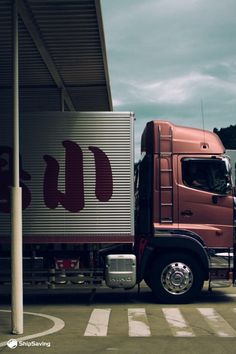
136;120;235;303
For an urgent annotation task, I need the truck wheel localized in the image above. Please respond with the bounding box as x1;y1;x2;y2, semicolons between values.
150;253;204;304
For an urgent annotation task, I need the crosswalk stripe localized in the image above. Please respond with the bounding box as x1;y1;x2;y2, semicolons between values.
81;307;236;337
84;308;111;336
162;308;195;337
128;308;151;337
197;308;236;337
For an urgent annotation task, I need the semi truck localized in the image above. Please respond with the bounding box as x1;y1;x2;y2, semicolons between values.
0;111;235;303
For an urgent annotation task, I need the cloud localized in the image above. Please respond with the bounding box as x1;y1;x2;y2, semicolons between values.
102;0;236;146
112;70;236;108
132;73;214;104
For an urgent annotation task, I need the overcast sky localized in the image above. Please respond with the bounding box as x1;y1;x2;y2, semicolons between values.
101;0;236;158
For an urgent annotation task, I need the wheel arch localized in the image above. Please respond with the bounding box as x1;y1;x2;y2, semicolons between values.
140;234;209;282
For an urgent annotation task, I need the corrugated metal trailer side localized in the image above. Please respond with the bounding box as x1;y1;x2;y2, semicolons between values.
0;112;135;243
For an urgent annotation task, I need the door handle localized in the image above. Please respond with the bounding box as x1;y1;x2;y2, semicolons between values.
181;209;193;216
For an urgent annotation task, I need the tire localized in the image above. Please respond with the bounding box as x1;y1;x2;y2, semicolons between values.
149;252;204;304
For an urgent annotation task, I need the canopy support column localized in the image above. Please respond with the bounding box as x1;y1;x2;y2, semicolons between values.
11;0;23;335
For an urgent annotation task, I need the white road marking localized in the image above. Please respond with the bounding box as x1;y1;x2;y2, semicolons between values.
162;308;195;337
204;293;236;298
198;308;236;337
2;306;236;342
84;308;111;336
220;294;236;298
0;309;65;348
128;308;151;337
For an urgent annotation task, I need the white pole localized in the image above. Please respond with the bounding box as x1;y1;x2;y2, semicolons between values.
11;0;23;335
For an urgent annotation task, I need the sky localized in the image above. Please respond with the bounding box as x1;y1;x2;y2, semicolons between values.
101;0;236;159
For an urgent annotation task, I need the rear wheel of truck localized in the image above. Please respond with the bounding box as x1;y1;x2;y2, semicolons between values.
150;252;204;304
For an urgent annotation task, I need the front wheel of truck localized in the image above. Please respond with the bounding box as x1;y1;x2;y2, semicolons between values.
149;252;204;304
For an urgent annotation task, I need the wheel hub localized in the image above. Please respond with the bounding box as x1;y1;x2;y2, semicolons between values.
161;261;193;295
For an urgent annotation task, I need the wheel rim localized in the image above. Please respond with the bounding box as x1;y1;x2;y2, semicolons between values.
161;261;193;295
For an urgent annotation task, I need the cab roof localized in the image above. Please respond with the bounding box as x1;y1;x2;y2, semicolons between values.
141;120;225;155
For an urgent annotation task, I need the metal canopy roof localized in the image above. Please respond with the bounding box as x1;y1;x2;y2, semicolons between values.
0;0;113;113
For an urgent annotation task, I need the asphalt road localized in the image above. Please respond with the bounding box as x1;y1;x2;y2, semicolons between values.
1;285;236;354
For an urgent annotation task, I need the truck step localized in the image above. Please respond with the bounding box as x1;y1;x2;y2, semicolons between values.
160;219;173;223
160;152;172;156
160;134;172;139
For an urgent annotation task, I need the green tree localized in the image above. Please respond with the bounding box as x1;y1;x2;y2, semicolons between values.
213;125;236;149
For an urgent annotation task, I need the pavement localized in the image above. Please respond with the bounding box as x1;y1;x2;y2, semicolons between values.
0;308;64;350
0;287;236;353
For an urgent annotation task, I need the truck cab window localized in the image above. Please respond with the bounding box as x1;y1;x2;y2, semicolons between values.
182;158;231;194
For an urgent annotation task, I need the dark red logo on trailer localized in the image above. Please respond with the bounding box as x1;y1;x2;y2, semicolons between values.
0;141;113;213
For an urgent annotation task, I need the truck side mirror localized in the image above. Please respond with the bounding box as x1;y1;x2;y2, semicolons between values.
212;180;231;196
212;187;230;204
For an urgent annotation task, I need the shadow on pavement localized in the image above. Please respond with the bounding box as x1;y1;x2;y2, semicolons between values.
0;285;235;306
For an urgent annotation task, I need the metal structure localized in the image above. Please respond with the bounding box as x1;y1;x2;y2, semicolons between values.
0;0;112;113
0;0;112;334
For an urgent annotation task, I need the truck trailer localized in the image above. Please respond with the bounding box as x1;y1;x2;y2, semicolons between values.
0;111;235;303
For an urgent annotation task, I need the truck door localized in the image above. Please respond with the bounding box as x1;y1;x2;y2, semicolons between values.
177;156;234;248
